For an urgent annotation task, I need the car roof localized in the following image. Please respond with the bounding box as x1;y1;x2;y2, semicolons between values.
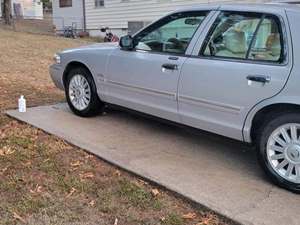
176;3;300;14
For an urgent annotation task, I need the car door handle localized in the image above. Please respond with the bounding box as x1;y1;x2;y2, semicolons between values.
168;56;179;61
247;75;271;83
162;63;178;71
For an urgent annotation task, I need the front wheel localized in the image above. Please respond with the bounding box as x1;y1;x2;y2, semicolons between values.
65;67;104;117
257;113;300;193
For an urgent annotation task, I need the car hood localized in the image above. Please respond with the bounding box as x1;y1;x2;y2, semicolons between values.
61;42;119;54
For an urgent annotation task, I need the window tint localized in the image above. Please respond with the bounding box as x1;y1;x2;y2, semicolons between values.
135;12;208;55
201;12;283;63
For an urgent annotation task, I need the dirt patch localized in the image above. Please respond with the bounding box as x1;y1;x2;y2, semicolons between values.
0;29;236;225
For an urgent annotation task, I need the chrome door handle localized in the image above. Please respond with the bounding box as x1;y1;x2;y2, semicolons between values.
168;56;179;61
247;75;271;83
162;63;178;71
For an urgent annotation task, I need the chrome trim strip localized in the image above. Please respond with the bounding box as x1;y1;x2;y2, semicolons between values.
107;80;177;100
179;95;242;114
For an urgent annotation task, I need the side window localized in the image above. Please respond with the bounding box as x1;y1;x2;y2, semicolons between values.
59;0;72;7
201;12;283;63
135;11;208;55
95;0;105;7
248;17;282;62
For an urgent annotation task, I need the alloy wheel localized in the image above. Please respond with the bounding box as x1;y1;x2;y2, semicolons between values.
267;123;300;184
68;74;91;111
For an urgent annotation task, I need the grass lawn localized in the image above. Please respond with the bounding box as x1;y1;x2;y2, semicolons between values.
0;29;236;225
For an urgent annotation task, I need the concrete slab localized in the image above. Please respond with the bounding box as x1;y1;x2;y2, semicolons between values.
6;104;300;225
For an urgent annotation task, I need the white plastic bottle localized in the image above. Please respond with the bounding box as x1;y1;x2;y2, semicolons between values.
18;95;26;113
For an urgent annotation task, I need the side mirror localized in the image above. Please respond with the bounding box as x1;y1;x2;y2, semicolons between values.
119;35;135;50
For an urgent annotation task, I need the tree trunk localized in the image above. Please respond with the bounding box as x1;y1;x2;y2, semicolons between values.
3;0;12;25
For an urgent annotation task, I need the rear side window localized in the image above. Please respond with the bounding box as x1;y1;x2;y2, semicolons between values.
200;12;284;63
248;16;282;62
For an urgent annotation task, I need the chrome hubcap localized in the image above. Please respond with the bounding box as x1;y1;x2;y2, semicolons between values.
68;75;91;111
267;123;300;184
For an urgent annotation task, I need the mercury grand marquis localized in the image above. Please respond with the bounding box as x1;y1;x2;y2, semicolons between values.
50;4;300;193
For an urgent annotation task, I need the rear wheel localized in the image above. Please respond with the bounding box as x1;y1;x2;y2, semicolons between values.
65;67;104;117
257;113;300;193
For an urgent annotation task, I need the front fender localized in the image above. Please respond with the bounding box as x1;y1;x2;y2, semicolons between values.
59;46;117;102
62;48;114;83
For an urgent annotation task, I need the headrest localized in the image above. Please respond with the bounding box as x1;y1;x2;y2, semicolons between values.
266;33;281;56
224;29;247;54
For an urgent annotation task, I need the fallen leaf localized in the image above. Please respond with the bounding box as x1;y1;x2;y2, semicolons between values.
43;158;50;163
13;212;26;223
36;185;42;193
30;184;43;194
160;217;166;222
66;187;76;198
0;167;8;174
151;189;160;197
182;212;197;220
57;140;72;151
139;179;148;185
85;154;94;159
197;215;214;225
114;170;121;176
0;146;15;156
88;200;95;206
80;172;94;180
6;148;15;155
22;161;32;167
70;160;82;167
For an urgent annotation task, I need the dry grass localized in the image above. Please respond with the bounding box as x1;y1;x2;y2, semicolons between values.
0;29;89;110
0;29;236;225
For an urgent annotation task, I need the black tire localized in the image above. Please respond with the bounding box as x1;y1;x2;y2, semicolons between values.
65;67;104;117
257;113;300;193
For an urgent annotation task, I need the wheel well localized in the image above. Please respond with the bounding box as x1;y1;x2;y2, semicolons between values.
63;61;92;87
250;103;300;143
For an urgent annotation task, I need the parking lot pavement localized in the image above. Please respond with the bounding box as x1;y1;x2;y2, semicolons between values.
7;103;300;225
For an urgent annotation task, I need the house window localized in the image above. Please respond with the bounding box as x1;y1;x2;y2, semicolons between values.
95;0;105;7
59;0;72;8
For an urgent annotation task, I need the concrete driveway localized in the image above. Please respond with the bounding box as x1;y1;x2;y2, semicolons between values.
7;104;300;225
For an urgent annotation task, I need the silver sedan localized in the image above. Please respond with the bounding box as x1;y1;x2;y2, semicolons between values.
50;3;300;193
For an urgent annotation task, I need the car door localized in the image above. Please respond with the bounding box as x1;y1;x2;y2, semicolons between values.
105;10;211;122
178;9;293;141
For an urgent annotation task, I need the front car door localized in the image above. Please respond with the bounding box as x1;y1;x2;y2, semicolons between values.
178;7;293;141
105;10;212;122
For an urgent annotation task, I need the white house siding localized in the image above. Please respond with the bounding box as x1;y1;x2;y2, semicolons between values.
52;0;84;31
85;0;264;37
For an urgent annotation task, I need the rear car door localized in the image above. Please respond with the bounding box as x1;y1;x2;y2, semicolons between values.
178;9;292;140
105;10;212;122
